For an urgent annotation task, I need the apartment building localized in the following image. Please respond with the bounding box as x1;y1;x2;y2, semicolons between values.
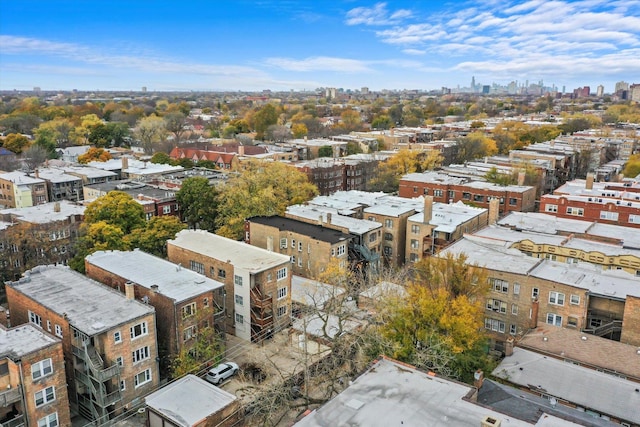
6;266;159;424
0;171;48;209
167;230;291;342
246;216;353;279
399;172;536;216
0;323;71;427
29;168;83;203
85;249;225;374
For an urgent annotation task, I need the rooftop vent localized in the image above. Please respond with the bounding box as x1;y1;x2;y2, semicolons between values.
481;416;501;427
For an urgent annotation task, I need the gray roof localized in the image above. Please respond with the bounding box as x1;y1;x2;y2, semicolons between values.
493;348;640;425
62;165;118;179
249;216;352;245
145;374;237;426
9;265;154;336
32;167;82;184
408;201;487;233
295;357;532;427
86;250;224;303
0;324;59;359
286;205;381;235
0;200;85;224
169;230;290;273
0;171;45;185
291;275;345;310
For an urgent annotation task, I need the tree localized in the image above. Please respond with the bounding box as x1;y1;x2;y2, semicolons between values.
252;104;279;140
176;177;219;231
339;109;362;132
69;221;131;273
33;127;58;159
135;115;166;154
84;191;146;234
171;317;224;377
216;161;318;239
558;117;592;134
371;115;393;130
484;166;515;186
318;145;333;158
87;122;129;147
623;154;640;178
164;112;188;144
377;253;494;382
150;152;172;164
77;147;112;164
22;145;50;171
128;216;186;257
36;118;76;147
456;132;497;162
291;123;308;138
2;133;31;154
368;149;443;193
265;125;292;143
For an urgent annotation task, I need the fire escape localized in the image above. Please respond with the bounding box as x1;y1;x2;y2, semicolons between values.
0;386;24;427
71;329;122;424
349;242;381;276
250;285;273;342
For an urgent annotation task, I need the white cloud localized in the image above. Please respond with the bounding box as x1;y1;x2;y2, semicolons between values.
402;48;426;55
345;2;412;26
264;56;373;72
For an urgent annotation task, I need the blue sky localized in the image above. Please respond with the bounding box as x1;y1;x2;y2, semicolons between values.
1;0;639;92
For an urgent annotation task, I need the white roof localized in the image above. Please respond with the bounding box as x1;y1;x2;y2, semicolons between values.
498;212;592;235
0;200;85;223
169;230;290;273
145;374;237;426
32;167;82;184
291;275;345;309
62;165;118;179
0;324;59;359
402;171;468;185
359;281;406;301
9;265;154;336
408;201;487;233
0;171;44;185
295;357;532;427
291;312;361;339
286;205;381;235
89;158;184;175
86;250;224;302
493;348;640;425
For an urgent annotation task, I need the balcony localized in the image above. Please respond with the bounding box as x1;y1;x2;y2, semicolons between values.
0;414;25;427
250;310;273;328
0;386;22;407
250;286;272;309
72;342;121;382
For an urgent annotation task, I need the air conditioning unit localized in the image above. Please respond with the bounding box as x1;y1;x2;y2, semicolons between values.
481;416;502;427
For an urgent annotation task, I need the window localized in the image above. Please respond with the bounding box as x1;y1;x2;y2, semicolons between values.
513;283;520;295
473;194;484;202
384;232;393;241
132;346;150;363
235;313;244;325
134;369;152;388
423;188;429;195
37;413;58;427
383;246;392;256
512;304;518;315
182;302;196;318
116;356;124;367
114;331;122;343
566;207;584;216
291;255;296;264
130;322;148;340
217;268;226;278
278;306;287;317
280;238;287;249
277;287;288;300
369;232;377;242
409;253;419;262
544;253;557;261
411;224;420;234
549;291;565;306
600;211;619;221
485;318;506;333
234;275;243;286
547;313;562;327
337;245;346;256
120;380;126;391
203;297;209;307
298;242;303;252
510;324;517;335
486;299;507;313
434;189;443;197
384;219;393;229
54;324;62;338
291;239;296;248
462;192;471;200
35;386;56;407
410;239;419;249
448;190;455;199
162;205;171;214
567;316;578;327
509;198;518;206
235;294;243;305
46;320;51;332
545;204;558;213
570;294;580;305
29;310;42;327
189;260;204;274
489;278;509;293
183;325;197;341
277;267;287;280
532;288;539;299
298;257;302;267
629;214;640;224
32;359;53;380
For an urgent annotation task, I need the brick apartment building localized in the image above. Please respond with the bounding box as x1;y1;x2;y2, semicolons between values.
399;171;536;216
167;230;292;343
245;216;353;279
0;171;48;209
6;266;159;424
296;155;380;196
0;323;71;427
85;249;225;375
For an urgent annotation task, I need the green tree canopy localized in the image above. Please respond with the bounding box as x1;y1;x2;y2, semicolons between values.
176;177;219;231
128;216;186;257
84;191;146;234
2;133;31;154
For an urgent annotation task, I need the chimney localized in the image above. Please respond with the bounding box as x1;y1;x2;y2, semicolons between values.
238;145;245;156
517;171;526;186
53;202;61;213
304;136;308;142
550;139;555;147
586;172;594;190
125;281;135;300
390;128;395;136
423;196;433;223
34;169;40;178
318;215;323;226
488;198;500;225
122;157;129;170
326;212;332;224
150;284;159;293
505;337;514;357
473;370;484;390
267;236;273;252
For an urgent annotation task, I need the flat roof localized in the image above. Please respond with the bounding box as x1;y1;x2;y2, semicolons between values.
291;275;345;310
8;265;154;336
0;324;59;359
62;165;118;179
408;201;487;233
498;212;593;235
145;374;237;426
518;326;640;381
89;158;184;175
286;205;381;235
0;171;45;184
291;312;361;339
169;230;290;273
295;357;532;427
0;200;85;223
32;167;82;184
249;216;352;245
86;250;224;303
401;171;468;185
493;348;640;425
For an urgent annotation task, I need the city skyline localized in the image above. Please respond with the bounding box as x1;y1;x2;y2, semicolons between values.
0;0;638;92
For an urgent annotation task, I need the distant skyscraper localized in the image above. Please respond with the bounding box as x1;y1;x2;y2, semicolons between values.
361;87;369;95
596;85;604;97
142;86;147;93
471;76;476;92
615;81;629;92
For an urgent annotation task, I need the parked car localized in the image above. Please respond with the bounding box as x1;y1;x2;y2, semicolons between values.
204;362;239;385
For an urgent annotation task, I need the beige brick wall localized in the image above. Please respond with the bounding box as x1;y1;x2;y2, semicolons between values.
621;295;640;346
